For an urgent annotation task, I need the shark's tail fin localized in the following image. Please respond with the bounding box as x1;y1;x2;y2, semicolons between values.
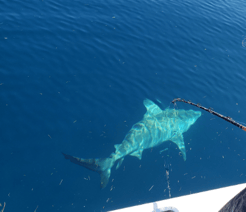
62;153;114;188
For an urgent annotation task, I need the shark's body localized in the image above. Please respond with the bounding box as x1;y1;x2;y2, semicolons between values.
63;99;201;188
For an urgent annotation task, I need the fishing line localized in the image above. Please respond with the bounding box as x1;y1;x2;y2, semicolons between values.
165;142;172;198
162;100;180;198
172;98;246;132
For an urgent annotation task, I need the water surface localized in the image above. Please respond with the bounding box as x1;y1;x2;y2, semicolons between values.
0;0;246;211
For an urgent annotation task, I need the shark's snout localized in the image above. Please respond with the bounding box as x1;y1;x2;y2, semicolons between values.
194;111;202;119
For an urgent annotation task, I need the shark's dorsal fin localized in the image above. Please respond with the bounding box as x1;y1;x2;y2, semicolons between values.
170;133;186;161
143;99;162;116
130;149;143;160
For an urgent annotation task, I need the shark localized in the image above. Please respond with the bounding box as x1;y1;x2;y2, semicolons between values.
63;99;201;188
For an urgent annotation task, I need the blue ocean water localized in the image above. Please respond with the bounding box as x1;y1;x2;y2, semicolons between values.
1;0;246;211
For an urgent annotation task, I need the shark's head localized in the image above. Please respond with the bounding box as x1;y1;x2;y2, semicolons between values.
177;109;201;133
180;110;201;132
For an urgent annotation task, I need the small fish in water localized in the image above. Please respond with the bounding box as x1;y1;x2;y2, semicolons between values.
159;148;168;154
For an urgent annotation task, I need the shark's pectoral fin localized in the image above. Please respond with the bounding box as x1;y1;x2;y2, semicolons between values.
116;158;124;170
170;133;186;161
130;149;143;160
